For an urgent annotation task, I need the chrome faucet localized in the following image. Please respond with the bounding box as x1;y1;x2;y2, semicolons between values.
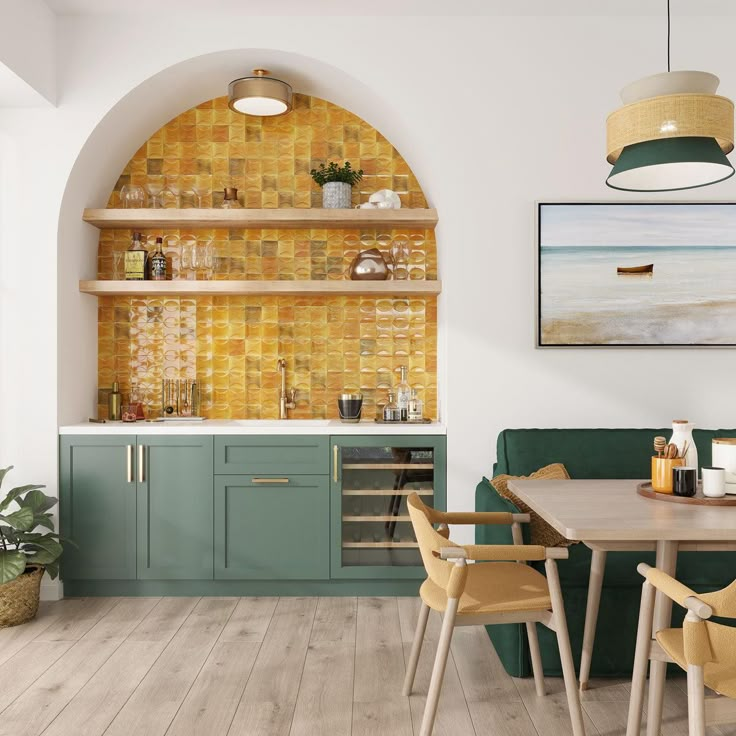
277;358;297;419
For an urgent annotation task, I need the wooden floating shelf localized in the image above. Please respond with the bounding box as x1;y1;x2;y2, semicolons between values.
342;541;419;549
79;280;442;297
342;490;433;496
342;463;435;470
342;515;412;522
83;207;439;230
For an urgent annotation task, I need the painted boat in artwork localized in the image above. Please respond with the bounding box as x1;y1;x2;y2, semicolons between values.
617;264;654;274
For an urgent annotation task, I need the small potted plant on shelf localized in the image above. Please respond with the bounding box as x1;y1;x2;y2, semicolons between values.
0;467;65;628
310;161;364;209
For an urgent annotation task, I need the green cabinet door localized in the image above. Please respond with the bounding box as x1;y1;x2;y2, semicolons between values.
59;435;137;580
215;475;329;579
137;436;214;580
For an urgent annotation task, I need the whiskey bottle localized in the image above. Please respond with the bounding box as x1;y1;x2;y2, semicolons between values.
125;232;147;280
408;389;424;422
150;237;167;281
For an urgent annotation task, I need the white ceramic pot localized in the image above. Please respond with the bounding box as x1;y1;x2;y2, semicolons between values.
712;438;736;494
322;181;352;209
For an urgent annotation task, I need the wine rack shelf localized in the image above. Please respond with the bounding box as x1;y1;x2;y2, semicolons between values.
342;515;412;522
342;540;420;549
341;489;433;496
342;463;435;471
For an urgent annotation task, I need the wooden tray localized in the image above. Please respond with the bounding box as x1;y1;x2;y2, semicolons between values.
637;482;736;506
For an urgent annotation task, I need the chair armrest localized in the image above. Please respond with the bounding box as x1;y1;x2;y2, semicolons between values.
426;508;530;526
437;544;568;562
638;563;713;619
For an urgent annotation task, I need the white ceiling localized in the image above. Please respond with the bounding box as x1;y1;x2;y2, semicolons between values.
40;0;736;16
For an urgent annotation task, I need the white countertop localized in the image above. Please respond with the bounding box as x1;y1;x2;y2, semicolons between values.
59;419;447;436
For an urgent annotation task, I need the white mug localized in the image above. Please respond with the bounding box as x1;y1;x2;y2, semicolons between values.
373;200;393;209
702;466;726;498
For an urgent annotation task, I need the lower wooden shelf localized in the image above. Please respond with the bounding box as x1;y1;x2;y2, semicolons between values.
342;540;419;549
79;279;441;297
342;515;411;522
342;489;433;496
343;463;435;470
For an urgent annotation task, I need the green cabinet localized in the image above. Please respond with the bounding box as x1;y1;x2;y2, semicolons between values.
330;435;447;580
215;475;329;579
59;436;137;580
215;436;328;475
137;436;214;580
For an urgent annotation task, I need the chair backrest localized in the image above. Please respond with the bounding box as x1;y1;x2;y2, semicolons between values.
702;579;736;618
407;492;461;592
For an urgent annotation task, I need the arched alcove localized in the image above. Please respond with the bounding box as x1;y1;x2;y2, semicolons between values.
58;50;439;423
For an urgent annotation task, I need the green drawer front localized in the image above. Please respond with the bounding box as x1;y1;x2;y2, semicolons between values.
215;475;329;580
215;436;329;475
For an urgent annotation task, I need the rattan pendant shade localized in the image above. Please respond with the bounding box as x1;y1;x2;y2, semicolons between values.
606;69;735;191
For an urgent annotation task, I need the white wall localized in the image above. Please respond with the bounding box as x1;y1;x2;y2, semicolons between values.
2;11;736;571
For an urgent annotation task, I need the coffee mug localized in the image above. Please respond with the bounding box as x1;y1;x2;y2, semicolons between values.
673;466;697;497
702;466;726;498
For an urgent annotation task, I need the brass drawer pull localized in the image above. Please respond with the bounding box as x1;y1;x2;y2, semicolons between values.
138;445;145;483
251;477;290;484
126;445;134;483
333;444;339;483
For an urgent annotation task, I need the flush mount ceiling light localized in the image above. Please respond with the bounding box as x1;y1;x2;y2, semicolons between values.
605;1;734;192
228;69;293;117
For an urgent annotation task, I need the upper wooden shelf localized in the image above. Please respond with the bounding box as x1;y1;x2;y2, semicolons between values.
82;208;439;230
79;279;442;297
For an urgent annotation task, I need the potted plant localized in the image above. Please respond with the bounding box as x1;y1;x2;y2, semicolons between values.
0;466;65;628
310;161;364;209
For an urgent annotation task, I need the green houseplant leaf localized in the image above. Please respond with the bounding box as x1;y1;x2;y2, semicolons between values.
0;550;26;585
0;484;46;513
0;506;34;531
23;538;63;566
17;489;57;515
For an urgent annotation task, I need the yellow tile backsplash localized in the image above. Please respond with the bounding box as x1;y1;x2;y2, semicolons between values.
97;94;438;420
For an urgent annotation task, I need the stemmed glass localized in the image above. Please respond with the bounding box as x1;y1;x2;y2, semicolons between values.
160;177;180;208
179;235;197;280
119;184;147;208
390;238;410;280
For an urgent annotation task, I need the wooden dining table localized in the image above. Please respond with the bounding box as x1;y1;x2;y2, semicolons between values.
508;478;736;736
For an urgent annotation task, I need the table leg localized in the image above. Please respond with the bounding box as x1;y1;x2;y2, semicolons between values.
579;548;606;691
645;540;678;736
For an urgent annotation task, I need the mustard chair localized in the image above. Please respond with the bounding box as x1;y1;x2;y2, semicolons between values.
628;563;736;736
403;492;586;736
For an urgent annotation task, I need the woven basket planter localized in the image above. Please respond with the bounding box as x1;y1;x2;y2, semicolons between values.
0;565;43;628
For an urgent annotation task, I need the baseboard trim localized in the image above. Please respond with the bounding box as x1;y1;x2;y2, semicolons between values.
62;579;422;597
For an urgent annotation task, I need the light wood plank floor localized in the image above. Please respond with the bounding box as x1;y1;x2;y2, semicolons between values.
0;597;733;736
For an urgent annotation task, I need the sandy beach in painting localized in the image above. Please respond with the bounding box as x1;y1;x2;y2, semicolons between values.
542;298;736;345
539;204;736;346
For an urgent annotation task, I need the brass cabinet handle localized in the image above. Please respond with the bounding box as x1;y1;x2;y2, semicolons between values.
251;478;290;484
126;445;134;483
333;444;339;483
138;445;145;483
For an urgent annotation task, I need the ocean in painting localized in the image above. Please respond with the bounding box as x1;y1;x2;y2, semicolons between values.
540;246;736;345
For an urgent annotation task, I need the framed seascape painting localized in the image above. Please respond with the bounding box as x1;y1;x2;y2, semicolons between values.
537;202;736;347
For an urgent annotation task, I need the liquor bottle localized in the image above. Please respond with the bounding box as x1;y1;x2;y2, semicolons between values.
220;187;242;209
408;389;424;422
124;232;147;280
383;391;400;422
395;365;411;421
150;237;167;281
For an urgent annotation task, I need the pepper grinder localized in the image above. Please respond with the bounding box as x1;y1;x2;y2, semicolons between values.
108;381;122;421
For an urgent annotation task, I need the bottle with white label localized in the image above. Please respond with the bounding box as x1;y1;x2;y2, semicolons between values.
408;389;424;422
395;366;411;422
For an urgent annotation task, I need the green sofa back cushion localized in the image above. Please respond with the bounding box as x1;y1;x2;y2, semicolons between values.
494;428;736;479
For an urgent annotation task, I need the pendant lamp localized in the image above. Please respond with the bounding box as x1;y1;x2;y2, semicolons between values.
228;69;293;117
605;2;734;191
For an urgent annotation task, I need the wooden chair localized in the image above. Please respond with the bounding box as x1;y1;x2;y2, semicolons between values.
403;492;586;736
627;563;736;736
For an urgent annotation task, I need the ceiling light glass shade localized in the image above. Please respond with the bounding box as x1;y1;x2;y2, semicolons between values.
606;137;735;191
228;70;292;117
